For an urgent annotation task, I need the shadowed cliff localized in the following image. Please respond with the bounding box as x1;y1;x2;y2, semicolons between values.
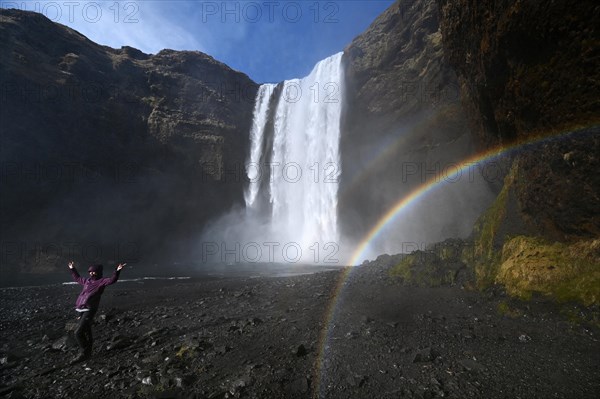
0;9;258;275
429;0;600;303
340;0;496;253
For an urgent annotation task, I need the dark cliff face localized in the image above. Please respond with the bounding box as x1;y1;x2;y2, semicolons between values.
0;9;258;274
436;0;600;301
340;0;494;247
436;0;600;240
438;0;600;145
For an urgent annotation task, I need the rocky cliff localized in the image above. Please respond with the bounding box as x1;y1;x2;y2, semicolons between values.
436;0;600;303
0;9;258;275
339;0;599;305
340;0;495;248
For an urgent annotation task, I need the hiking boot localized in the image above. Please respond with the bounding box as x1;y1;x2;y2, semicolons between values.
70;351;91;365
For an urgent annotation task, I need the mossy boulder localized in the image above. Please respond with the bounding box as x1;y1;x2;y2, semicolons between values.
390;239;472;287
470;160;529;287
497;236;600;305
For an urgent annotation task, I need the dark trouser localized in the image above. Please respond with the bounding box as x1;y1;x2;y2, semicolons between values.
74;310;96;355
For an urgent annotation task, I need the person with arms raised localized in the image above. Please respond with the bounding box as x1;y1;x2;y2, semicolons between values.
68;261;126;364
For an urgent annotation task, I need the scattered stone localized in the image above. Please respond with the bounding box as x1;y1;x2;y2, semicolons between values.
0;353;19;365
294;344;308;357
413;347;438;363
459;359;485;373
286;377;310;394
141;353;162;365
51;336;69;351
361;316;374;324
1;247;598;398
519;334;532;343
228;322;242;333
460;329;474;339
141;376;153;385
229;375;252;394
215;345;230;355
143;327;166;338
106;335;131;351
346;374;367;388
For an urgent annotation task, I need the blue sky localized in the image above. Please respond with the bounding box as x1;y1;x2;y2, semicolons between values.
4;1;396;83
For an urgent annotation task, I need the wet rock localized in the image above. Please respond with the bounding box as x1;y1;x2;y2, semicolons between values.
183;337;212;352
106;335;131;351
459;359;485;373
228;322;243;333
361;316;374;324
518;334;532;343
143;327;167;338
138;355;162;372
141;376;153;385
214;346;230;355
294;344;308;357
412;347;439;363
346;374;367;388
0;352;20;365
228;375;252;395
51;336;69;351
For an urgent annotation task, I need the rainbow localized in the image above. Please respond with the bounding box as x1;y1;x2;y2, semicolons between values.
312;125;598;397
338;107;456;204
348;146;506;266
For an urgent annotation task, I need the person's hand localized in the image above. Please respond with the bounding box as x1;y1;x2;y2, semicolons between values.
116;263;126;271
68;261;74;269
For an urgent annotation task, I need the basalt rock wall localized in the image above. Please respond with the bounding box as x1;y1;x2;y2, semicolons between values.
436;0;600;301
0;9;258;275
340;0;494;249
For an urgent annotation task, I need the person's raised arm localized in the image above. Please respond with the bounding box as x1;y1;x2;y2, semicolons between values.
69;261;86;285
101;263;126;286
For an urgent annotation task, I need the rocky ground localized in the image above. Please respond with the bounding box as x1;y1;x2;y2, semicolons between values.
0;262;599;399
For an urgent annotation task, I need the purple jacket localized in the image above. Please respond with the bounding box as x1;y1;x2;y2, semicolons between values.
71;265;120;311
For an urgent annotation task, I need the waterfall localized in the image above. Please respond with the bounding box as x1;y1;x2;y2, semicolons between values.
245;83;276;208
245;52;344;259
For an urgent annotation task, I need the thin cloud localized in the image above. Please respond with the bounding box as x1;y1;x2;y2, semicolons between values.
4;1;204;54
3;1;395;81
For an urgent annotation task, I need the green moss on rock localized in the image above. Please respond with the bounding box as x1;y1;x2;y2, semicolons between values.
497;236;600;305
390;256;413;281
470;163;516;288
389;239;471;287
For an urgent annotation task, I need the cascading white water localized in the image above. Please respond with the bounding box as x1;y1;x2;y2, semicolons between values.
245;83;276;208
245;52;344;259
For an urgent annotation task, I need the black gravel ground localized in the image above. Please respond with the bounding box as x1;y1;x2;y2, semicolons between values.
0;262;599;398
